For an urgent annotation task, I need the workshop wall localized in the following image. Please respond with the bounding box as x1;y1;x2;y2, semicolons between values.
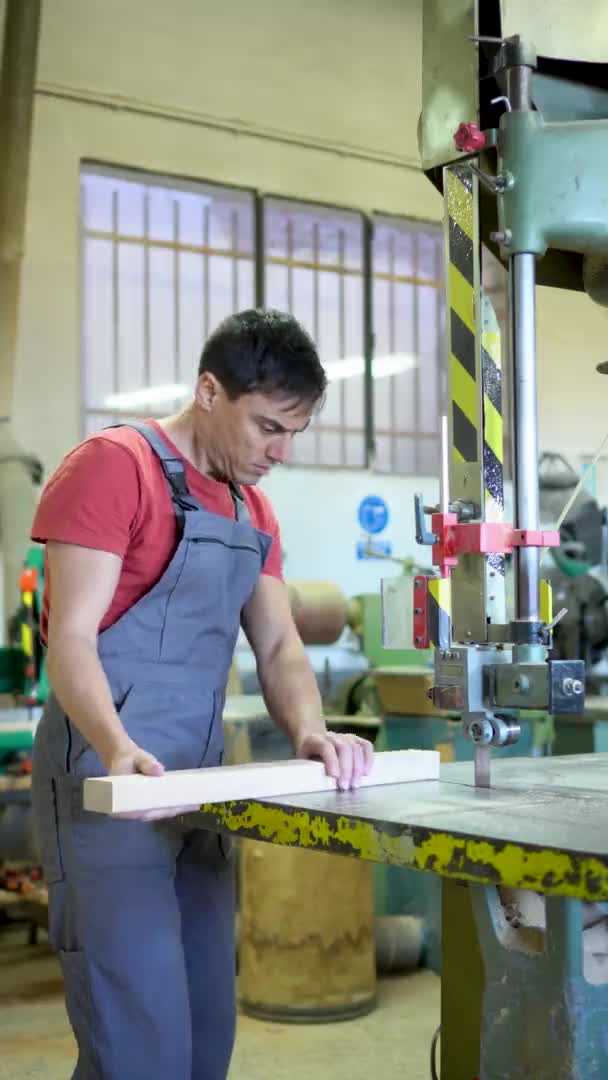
261;468;440;597
9;0;608;592
14;0;440;475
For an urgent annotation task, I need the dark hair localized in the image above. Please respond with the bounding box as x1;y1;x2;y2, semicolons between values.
198;308;327;407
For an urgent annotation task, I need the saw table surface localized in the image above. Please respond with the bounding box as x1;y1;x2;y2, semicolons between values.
196;753;608;901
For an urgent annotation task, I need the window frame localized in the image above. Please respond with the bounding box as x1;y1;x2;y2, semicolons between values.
79;161;448;476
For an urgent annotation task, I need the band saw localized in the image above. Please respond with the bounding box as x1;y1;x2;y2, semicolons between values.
87;4;608;1077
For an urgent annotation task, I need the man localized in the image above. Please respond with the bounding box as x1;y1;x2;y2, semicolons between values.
31;308;374;1080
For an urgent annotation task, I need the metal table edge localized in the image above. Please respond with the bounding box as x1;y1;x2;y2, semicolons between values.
190;796;608;901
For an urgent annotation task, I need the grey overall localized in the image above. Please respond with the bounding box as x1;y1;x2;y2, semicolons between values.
31;422;272;1080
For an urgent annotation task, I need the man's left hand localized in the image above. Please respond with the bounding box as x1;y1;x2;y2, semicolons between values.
296;731;374;791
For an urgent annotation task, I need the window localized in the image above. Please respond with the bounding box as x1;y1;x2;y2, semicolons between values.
79;165;447;476
264;198;365;468
80;165;255;434
372;216;445;476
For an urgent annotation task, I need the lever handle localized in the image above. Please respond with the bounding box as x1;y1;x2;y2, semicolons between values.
414;494;437;546
546;607;568;633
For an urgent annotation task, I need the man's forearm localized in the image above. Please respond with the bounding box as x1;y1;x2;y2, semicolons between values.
46;632;133;767
256;639;326;752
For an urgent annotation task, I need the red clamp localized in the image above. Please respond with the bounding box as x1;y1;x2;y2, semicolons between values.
430;515;560;578
454;122;486;154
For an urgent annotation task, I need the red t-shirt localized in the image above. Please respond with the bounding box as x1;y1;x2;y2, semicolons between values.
31;420;283;641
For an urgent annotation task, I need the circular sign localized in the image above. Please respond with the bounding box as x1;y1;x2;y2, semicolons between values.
358;495;389;535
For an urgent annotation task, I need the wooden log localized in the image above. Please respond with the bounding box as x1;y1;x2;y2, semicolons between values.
83;749;439;816
238;841;377;1022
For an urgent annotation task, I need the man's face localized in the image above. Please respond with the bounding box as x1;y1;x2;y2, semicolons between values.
196;374;315;485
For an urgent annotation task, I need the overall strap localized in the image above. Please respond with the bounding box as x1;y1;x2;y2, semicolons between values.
229;482;251;525
121;422;252;527
122;422;199;531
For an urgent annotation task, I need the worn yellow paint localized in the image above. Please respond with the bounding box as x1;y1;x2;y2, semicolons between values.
200;800;416;864
199;801;608;900
453;446;465;464
448;263;475;334
415;830;608;899
446;169;473;240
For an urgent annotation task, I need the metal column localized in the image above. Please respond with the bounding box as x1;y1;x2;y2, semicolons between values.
509;252;540;622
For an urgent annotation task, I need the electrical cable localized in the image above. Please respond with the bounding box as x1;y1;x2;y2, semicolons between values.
430;1024;441;1080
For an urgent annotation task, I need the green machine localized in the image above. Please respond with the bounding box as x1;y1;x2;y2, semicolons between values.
351;0;608;1058
0;544;48;773
413;2;608;1074
172;9;608;1075
5;543;48;707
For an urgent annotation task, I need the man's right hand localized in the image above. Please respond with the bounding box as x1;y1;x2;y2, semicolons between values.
105;742;200;822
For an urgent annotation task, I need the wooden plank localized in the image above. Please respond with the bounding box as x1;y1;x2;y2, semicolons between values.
83;750;439;816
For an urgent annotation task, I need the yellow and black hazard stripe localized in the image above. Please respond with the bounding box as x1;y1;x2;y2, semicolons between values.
428;577;451;650
445;166;479;465
481;296;505;577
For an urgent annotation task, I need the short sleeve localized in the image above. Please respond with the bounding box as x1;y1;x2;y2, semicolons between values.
31;437;141;557
254;495;284;580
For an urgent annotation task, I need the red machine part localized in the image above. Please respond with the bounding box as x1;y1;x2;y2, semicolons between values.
454;121;486;153
413;576;429;649
430;513;560;578
19;566;38;592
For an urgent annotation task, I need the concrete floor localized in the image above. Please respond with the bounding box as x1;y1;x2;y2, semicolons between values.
0;922;440;1080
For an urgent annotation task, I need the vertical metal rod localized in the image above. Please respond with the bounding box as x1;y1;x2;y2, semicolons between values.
202;205;210;341
362;215;375;468
440;414;450;514
143;190;151;386
254;193;265;309
111;189;120;395
388;231;396;472
338;227;346;467
509;252;540;622
286;217;294;314
312;220;320;467
412;231;421;474
435;235;444;477
79;181;88;436
230;208;239;312
172;199;180;383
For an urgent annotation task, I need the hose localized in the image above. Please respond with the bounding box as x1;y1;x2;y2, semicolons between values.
430;1025;441;1080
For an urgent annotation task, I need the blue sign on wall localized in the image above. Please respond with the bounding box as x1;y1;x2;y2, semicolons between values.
356;540;393;561
357;495;389;535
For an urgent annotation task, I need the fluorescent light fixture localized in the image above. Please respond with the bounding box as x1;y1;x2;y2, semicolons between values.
104;383;191;410
324;353;417;382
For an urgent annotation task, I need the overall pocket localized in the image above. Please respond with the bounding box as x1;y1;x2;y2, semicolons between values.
31;776;64;884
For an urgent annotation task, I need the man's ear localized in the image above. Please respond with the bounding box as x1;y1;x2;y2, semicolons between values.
195;371;222;412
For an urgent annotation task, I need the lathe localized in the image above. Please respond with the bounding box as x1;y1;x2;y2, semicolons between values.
86;3;608;1077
